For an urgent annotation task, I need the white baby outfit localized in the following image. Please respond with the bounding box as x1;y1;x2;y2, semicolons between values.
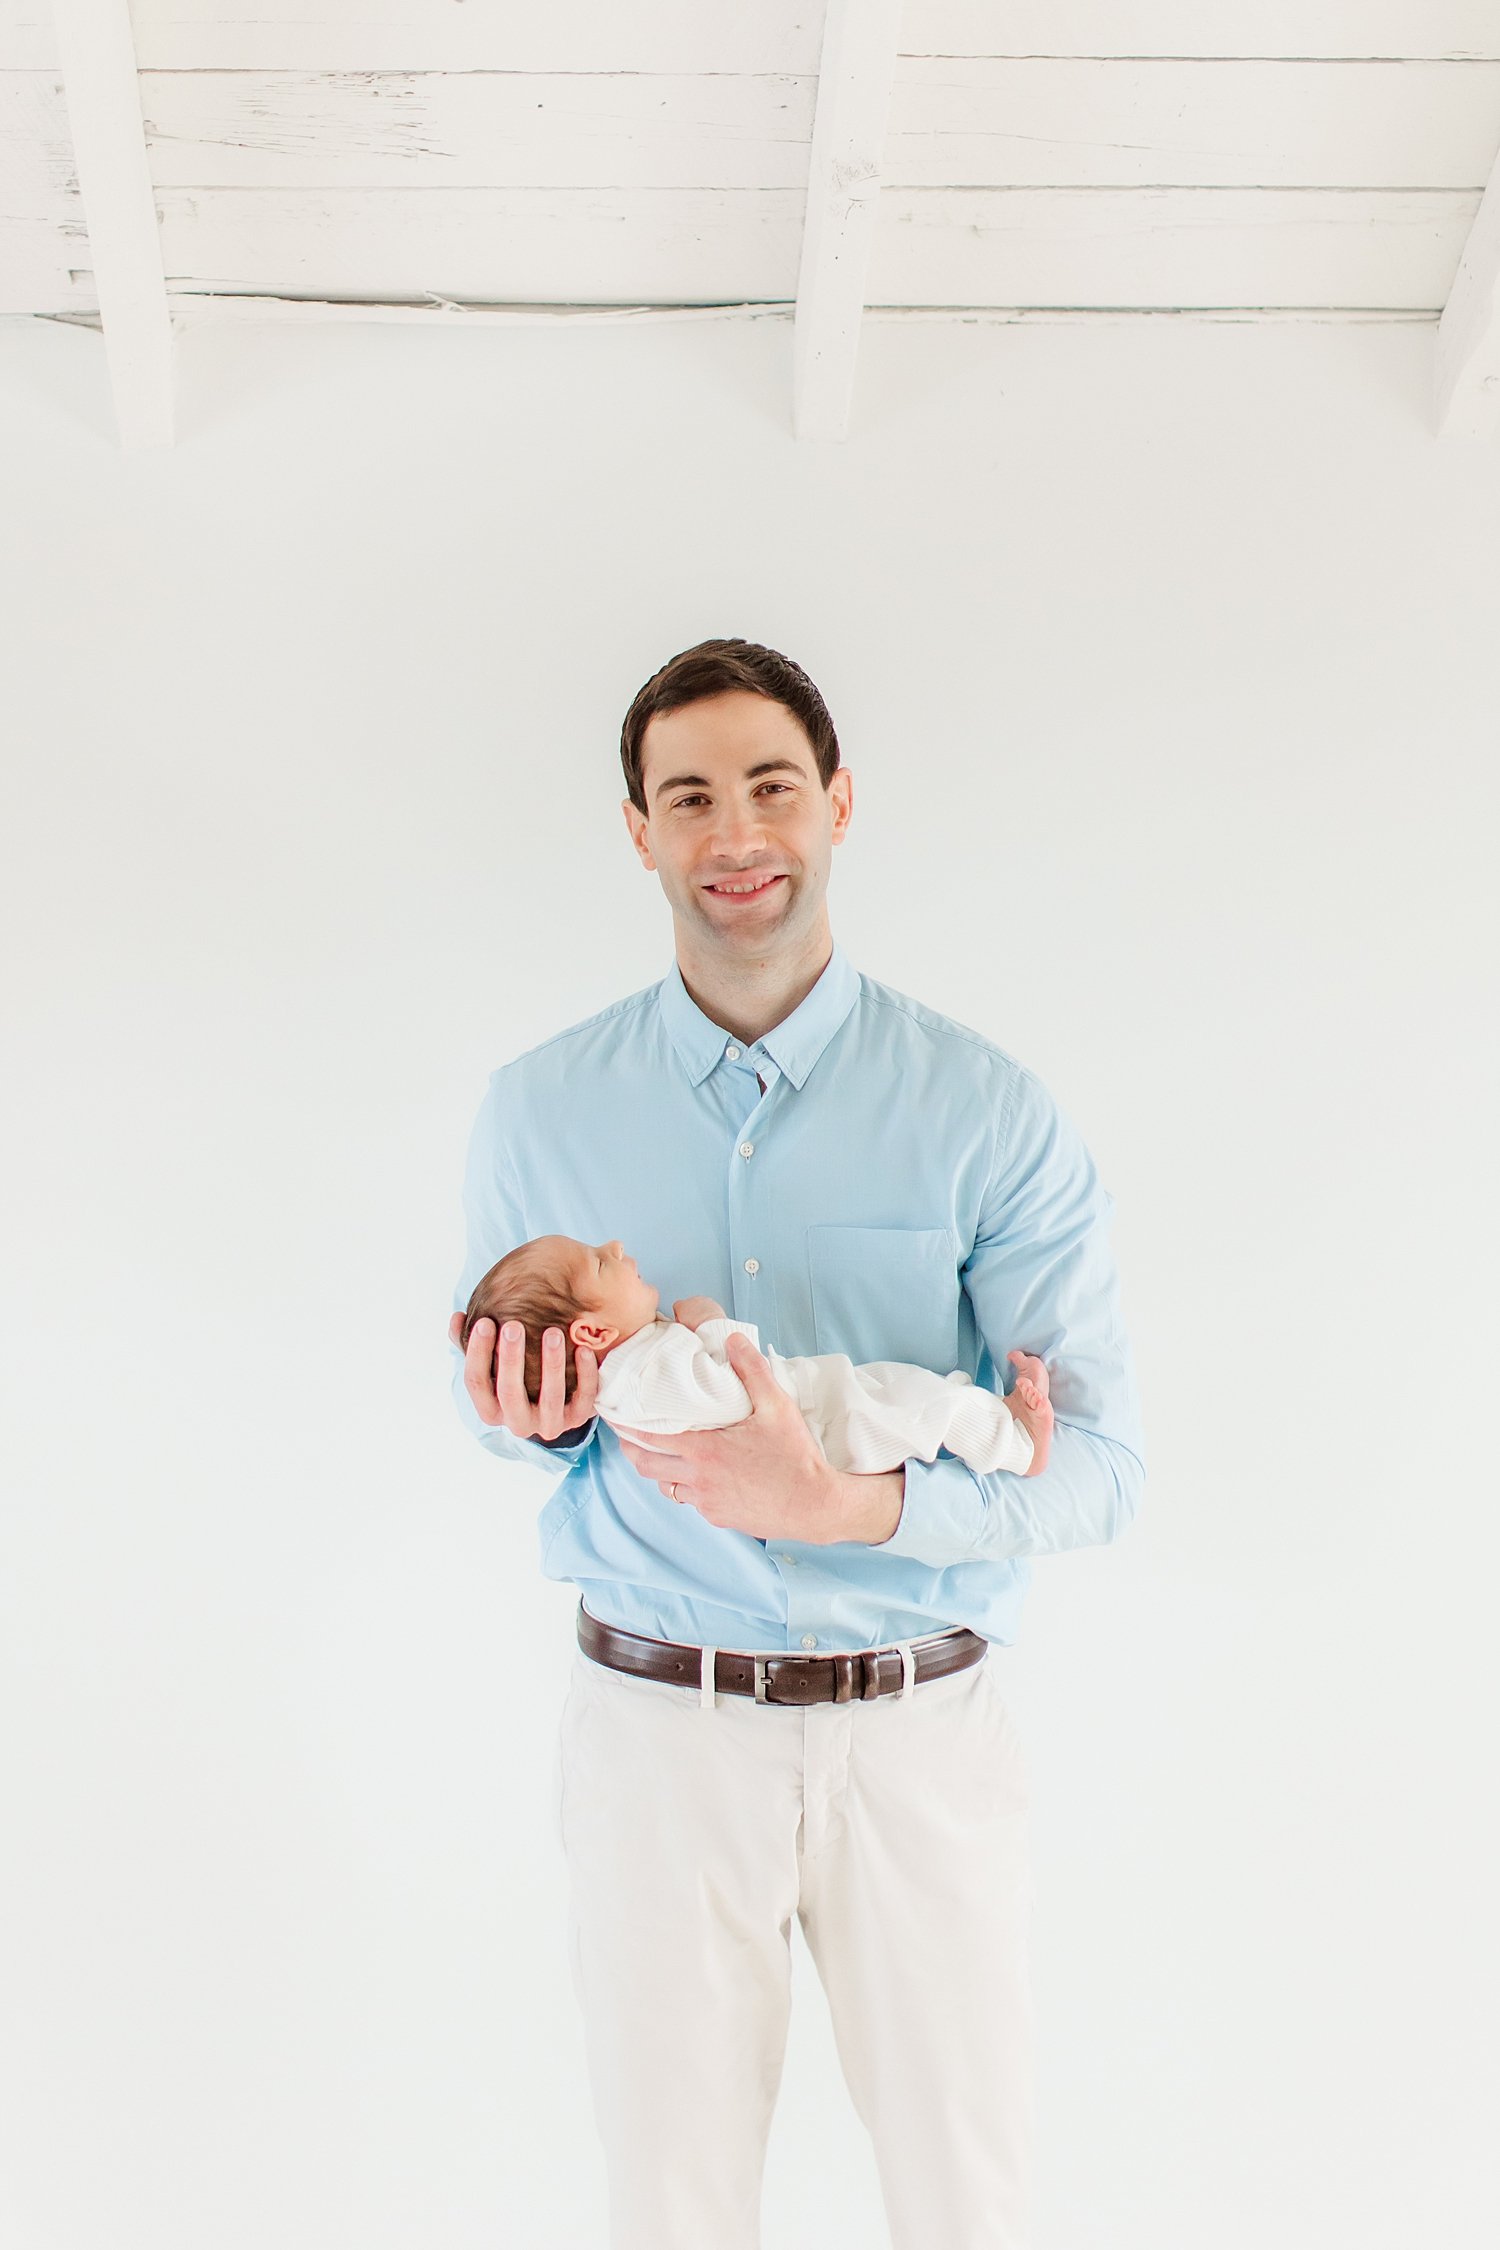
595;1316;1035;1476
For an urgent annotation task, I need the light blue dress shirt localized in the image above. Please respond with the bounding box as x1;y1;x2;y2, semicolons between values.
452;945;1145;1653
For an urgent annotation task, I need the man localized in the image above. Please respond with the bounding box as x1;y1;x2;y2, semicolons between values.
450;638;1145;2250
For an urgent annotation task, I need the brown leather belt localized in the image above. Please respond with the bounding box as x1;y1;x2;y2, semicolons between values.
577;1602;987;1706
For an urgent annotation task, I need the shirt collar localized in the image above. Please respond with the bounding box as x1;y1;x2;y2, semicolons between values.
658;944;861;1091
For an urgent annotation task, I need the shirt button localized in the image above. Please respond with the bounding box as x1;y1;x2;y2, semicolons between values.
725;1045;741;1061
744;1257;759;1275
800;1633;818;1650
738;1141;754;1159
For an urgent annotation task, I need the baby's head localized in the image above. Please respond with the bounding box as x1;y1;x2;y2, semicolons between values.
460;1235;660;1406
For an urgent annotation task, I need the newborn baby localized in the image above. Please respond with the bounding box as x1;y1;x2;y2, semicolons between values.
461;1234;1053;1478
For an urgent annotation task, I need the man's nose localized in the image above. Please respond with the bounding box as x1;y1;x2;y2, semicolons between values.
708;801;766;857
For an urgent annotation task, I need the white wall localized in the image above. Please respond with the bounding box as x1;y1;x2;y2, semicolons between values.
2;311;1496;2250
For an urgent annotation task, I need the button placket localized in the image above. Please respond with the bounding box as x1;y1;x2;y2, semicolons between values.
726;1074;774;1325
773;1547;817;1654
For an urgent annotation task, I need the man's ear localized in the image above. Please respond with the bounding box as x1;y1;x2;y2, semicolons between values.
829;766;853;845
621;798;656;870
569;1315;618;1352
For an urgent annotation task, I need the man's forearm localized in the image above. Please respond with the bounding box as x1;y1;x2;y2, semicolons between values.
821;1463;906;1547
885;1422;1144;1568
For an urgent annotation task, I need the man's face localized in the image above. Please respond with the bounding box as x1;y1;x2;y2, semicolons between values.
622;690;852;962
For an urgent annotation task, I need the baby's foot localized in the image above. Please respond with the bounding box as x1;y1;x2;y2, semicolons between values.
1006;1350;1053;1475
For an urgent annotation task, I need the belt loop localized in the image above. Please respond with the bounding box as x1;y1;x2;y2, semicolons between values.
896;1642;916;1701
700;1645;718;1713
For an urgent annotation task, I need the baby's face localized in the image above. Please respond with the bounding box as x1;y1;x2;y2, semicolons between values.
542;1235;660;1351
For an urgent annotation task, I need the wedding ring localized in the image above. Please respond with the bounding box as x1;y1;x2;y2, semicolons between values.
669;1482;678;1501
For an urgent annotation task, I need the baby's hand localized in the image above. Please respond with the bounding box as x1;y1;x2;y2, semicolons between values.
673;1296;727;1330
1006;1349;1054;1476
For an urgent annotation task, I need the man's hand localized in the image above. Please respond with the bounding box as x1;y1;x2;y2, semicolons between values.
447;1311;599;1443
671;1295;727;1330
611;1329;904;1546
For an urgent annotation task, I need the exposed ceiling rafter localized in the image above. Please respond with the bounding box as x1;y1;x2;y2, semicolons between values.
792;0;902;441
51;0;173;449
1435;138;1500;437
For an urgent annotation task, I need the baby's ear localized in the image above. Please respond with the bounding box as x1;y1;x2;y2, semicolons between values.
569;1315;617;1353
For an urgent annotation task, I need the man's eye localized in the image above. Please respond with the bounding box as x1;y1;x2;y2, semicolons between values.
673;785;789;808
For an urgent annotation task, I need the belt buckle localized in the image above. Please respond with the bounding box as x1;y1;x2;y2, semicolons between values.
754;1656;770;1704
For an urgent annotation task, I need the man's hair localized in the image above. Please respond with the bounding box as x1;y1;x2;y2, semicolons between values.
461;1246;589;1407
619;637;841;815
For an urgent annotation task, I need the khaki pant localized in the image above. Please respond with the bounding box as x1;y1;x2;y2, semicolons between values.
555;1639;1035;2249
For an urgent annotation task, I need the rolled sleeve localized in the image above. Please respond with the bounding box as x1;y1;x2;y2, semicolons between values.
450;1071;598;1479
881;1065;1145;1566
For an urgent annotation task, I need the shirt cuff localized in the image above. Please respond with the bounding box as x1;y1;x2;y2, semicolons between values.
531;1416;598;1455
876;1453;987;1568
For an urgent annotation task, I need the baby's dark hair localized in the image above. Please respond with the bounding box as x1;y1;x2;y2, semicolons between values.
461;1245;589;1407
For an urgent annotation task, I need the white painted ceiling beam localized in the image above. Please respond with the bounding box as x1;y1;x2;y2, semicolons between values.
793;0;902;441
50;0;172;448
1435;139;1500;435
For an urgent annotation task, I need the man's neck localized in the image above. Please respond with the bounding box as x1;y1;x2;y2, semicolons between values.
675;928;835;1046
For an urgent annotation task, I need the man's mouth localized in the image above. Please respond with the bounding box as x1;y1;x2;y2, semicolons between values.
703;873;786;898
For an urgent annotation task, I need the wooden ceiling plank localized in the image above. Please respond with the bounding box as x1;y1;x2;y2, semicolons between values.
144;183;1472;319
867;186;1475;310
902;4;1500;62
793;0;902;440
1435;140;1500;433
0;2;56;68
0;214;94;311
155;295;1434;331
127;60;1500;195
5;1;826;73
0;67;77;213
164;295;794;328
153;186;806;304
137;69;816;191
50;0;172;446
10;1;1500;71
0;67;92;311
888;58;1500;190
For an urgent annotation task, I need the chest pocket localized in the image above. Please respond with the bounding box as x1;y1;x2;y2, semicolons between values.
807;1226;960;1374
